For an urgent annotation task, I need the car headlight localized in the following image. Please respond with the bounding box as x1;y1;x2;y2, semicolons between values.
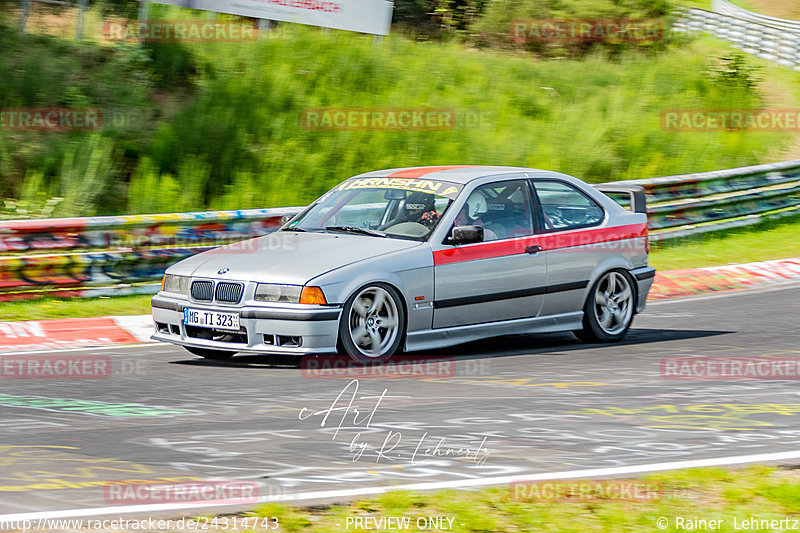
163;274;190;295
255;284;327;305
255;284;303;303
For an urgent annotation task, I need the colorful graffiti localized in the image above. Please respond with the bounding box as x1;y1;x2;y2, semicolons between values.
1;160;799;300
0;208;297;299
0;247;204;291
0;208;295;254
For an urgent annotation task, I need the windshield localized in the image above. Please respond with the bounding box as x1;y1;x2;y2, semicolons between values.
285;178;463;241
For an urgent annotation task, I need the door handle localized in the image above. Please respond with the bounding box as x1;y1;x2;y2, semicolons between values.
525;245;543;254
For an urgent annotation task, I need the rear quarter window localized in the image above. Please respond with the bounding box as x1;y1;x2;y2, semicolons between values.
533;180;605;231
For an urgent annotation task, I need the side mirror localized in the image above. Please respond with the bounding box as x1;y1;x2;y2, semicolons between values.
451;225;484;245
280;214;295;226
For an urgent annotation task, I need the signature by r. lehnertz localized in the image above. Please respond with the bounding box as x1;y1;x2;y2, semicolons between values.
299;379;491;465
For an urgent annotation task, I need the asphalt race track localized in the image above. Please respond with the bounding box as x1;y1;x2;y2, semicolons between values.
1;283;800;518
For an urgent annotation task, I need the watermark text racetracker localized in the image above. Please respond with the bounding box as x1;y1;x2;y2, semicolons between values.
110;233;301;253
661;109;800;131
0;108;101;132
300;354;496;379
104;20;258;43
510;19;665;43
0;355;145;379
1;107;154;133
661;357;800;380
301;108;493;131
104;480;259;504
511;480;662;502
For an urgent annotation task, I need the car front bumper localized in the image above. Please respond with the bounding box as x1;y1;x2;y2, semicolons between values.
150;294;341;355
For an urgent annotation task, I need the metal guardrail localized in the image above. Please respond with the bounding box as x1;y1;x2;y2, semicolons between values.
673;3;800;69
616;159;800;238
1;161;799;299
712;0;800;34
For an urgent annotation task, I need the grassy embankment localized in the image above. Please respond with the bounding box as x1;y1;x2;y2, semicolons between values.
214;466;800;532
0;8;791;218
728;0;799;20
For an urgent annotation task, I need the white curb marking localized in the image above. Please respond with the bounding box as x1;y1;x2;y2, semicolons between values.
2;449;800;521
111;315;155;343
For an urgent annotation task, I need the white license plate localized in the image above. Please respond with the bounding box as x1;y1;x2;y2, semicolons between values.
183;308;240;331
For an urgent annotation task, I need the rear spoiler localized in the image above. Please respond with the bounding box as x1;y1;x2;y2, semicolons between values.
593;183;647;214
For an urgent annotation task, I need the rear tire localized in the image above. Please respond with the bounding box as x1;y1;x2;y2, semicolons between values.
574;269;635;343
184;346;236;360
339;284;406;362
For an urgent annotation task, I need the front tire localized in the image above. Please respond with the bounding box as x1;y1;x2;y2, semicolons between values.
184;346;236;360
339;284;406;362
574;269;635;343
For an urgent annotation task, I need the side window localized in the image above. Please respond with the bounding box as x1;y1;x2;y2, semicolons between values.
454;180;534;241
533;180;605;231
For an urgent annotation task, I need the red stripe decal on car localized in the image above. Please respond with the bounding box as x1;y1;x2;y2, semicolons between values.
433;223;648;266
386;166;478;179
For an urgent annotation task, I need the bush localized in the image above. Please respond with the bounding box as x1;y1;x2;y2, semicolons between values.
470;0;673;57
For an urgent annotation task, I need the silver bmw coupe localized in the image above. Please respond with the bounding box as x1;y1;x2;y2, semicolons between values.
152;166;655;361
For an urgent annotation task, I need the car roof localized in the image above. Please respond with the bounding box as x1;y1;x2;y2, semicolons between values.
351;166;574;185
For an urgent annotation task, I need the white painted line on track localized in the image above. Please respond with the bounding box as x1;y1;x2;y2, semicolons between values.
4;449;800;521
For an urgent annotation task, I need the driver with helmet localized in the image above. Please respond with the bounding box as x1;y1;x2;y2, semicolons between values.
453;189;498;240
403;191;441;229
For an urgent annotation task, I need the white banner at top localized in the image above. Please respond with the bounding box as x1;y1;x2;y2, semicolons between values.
147;0;394;35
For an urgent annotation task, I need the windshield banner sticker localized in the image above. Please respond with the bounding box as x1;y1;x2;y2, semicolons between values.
338;178;463;199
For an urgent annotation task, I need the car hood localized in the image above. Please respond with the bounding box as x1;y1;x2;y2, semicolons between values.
168;231;423;285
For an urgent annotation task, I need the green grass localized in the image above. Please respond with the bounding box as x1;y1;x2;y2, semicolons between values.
679;0;712;9
229;466;800;532
726;0;761;13
124;30;788;213
679;0;758;10
0;294;154;321
649;214;800;270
